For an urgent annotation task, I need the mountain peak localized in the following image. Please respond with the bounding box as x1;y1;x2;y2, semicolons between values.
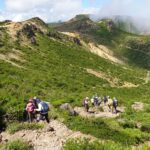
69;14;90;22
25;17;48;29
55;14;98;33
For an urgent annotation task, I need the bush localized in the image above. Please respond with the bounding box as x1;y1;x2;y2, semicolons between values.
141;124;150;133
119;120;137;129
7;140;30;150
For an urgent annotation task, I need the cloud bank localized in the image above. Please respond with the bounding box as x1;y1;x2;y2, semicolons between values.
0;0;98;22
91;0;150;34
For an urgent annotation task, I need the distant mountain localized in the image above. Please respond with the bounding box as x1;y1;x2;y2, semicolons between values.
54;14;98;33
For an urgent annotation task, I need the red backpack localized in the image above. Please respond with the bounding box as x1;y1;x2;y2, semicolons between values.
26;102;35;112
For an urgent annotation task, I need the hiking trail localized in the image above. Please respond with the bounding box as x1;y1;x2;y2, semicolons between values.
74;103;125;119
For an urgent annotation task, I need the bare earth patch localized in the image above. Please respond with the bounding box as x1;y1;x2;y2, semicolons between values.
86;68;138;88
88;43;124;65
74;107;120;118
0;51;25;68
1;120;100;150
60;32;124;65
132;102;144;111
74;103;125;119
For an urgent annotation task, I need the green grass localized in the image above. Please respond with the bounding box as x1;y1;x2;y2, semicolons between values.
57;109;150;146
63;139;131;150
63;138;150;150
6;140;31;150
7;122;44;134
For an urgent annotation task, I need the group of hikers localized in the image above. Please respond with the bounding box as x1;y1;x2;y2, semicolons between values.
25;96;50;123
82;95;118;113
24;95;118;123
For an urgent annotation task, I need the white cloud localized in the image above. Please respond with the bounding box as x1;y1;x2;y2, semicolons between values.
92;0;150;33
0;0;99;22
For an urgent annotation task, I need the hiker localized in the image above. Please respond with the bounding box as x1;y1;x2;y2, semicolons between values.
107;96;113;112
26;98;36;123
97;97;102;106
83;97;89;112
91;97;94;106
94;96;101;106
112;97;118;113
33;96;41;108
23;99;28;121
103;96;108;105
35;101;50;123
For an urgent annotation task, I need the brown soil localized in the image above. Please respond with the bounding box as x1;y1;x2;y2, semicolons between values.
1;120;100;150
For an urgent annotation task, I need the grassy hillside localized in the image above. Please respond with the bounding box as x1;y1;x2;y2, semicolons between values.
54;16;150;69
0;17;150;149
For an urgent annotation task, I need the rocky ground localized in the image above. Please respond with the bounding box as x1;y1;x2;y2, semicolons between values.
1;120;99;150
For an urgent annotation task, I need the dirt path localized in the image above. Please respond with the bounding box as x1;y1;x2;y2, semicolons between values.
74;103;125;119
1;120;100;150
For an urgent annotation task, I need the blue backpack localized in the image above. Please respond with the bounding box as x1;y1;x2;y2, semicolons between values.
40;102;49;113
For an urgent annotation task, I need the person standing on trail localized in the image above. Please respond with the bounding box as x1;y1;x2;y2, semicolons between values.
35;101;50;123
103;96;108;105
107;96;113;112
26;98;36;123
91;96;94;106
83;97;89;112
112;97;118;114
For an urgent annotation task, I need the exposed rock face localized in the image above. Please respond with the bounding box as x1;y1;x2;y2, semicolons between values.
60;103;77;116
47;31;62;40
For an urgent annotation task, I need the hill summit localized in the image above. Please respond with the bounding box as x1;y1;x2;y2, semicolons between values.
55;14;98;33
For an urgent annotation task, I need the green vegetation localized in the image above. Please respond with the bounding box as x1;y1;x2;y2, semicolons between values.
6;140;31;150
57;109;150;146
63;138;150;150
7;122;44;134
0;17;150;149
63;139;130;150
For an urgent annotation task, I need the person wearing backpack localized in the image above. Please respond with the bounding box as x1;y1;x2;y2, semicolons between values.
26;98;36;123
112;97;118;113
35;101;50;123
107;96;113;112
83;97;89;112
103;96;108;105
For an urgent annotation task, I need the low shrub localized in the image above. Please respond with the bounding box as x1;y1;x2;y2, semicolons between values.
6;140;31;150
7;122;44;134
141;124;150;133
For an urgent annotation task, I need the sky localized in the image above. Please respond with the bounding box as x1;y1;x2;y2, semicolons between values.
0;0;150;22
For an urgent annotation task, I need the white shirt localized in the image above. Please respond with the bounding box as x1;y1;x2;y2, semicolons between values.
35;103;43;112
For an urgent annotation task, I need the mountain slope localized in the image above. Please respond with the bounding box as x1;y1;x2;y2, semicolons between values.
0;17;149;109
54;16;150;69
0;17;150;149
